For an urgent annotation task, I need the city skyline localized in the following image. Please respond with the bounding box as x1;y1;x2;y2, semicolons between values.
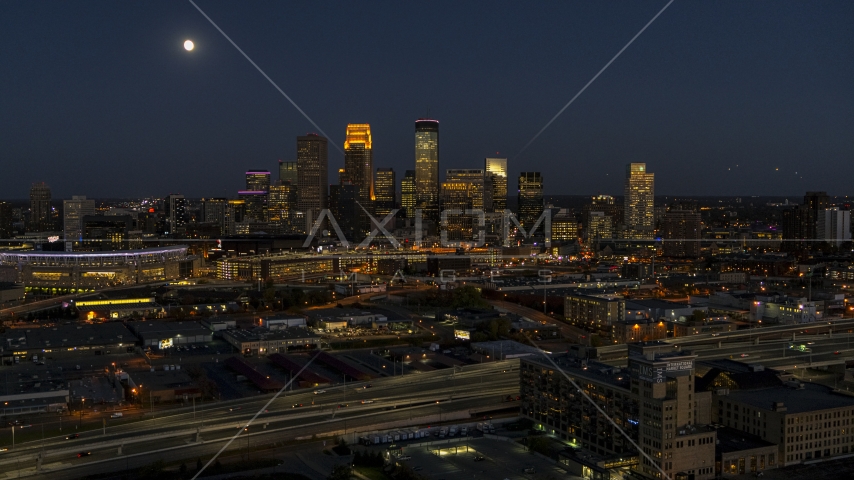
2;2;853;198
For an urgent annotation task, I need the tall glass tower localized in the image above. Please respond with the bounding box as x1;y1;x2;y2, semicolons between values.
401;170;416;219
343;124;374;204
624;163;655;240
484;158;507;213
414;119;439;223
296;133;328;230
517;172;544;232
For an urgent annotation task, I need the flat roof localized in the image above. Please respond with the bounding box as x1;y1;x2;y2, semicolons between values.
222;327;319;342
524;355;632;391
130;321;211;339
2;322;137;351
715;427;776;454
726;383;854;413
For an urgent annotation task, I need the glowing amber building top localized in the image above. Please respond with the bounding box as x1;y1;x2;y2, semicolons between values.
343;123;374;202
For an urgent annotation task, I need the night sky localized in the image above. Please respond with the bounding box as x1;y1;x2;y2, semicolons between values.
1;1;852;199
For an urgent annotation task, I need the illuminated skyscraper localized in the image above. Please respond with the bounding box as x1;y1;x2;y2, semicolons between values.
296;134;328;228
623;163;655;240
63;195;96;242
343;124;374;205
165;193;187;235
269;183;297;233
375;168;396;218
446;169;486;212
415;119;439;222
484;158;507;213
517;172;544;232
400;170;416;219
278;161;298;185
440;181;472;242
29;182;52;232
245;170;271;192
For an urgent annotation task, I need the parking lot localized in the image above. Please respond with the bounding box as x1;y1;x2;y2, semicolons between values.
362;437;576;480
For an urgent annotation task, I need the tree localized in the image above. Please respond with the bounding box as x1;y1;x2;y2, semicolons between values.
450;285;489;309
327;464;351;480
691;309;706;323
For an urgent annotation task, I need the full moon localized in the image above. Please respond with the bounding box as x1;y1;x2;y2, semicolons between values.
184;40;194;51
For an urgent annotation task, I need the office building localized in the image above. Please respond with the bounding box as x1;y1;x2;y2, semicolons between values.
201;198;228;235
225;199;246;235
415;119;440;223
82;215;140;251
29;182;52;232
564;293;625;330
63;196;96;242
0;202;12;239
517;172;544;233
624;163;655;240
296;134;328;228
804;191;830;240
660;209;702;258
587;211;613;246
440;181;473;243
165;194;187;235
447;169;487;212
329;183;360;242
238;190;268;222
268;183;297;233
343;124;374;205
583;195;622;238
245;170;271;192
374;168;396;218
484;158;507;213
278;160;298;185
400;170;416;219
521;346;716;480
816;207;850;247
698;360;854;468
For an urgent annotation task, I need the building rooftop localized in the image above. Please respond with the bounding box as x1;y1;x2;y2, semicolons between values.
725;382;854;413
715;427;777;454
222;327;319;342
1;322;137;352
525;354;632;391
129;321;210;339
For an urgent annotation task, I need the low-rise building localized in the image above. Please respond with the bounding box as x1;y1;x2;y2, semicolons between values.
1;322;137;360
698;360;854;467
564;293;625;331
221;327;320;356
128;321;212;349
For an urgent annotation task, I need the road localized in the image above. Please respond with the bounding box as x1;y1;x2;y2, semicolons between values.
0;361;522;479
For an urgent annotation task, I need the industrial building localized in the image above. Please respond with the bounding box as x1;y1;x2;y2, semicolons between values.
521;343;717;480
128;321;212;349
221;328;320;356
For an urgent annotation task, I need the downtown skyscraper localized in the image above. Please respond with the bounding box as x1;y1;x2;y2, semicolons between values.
29;182;52;232
296;133;329;229
374;168;396;218
343;124;374;205
400;170;416;219
517;172;544;233
624;163;655;240
414;119;439;224
484;158;507;213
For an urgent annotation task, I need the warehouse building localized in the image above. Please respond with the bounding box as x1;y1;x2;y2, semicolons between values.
128;321;212;349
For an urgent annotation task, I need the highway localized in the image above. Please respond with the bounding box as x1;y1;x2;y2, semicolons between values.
0;360;521;479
